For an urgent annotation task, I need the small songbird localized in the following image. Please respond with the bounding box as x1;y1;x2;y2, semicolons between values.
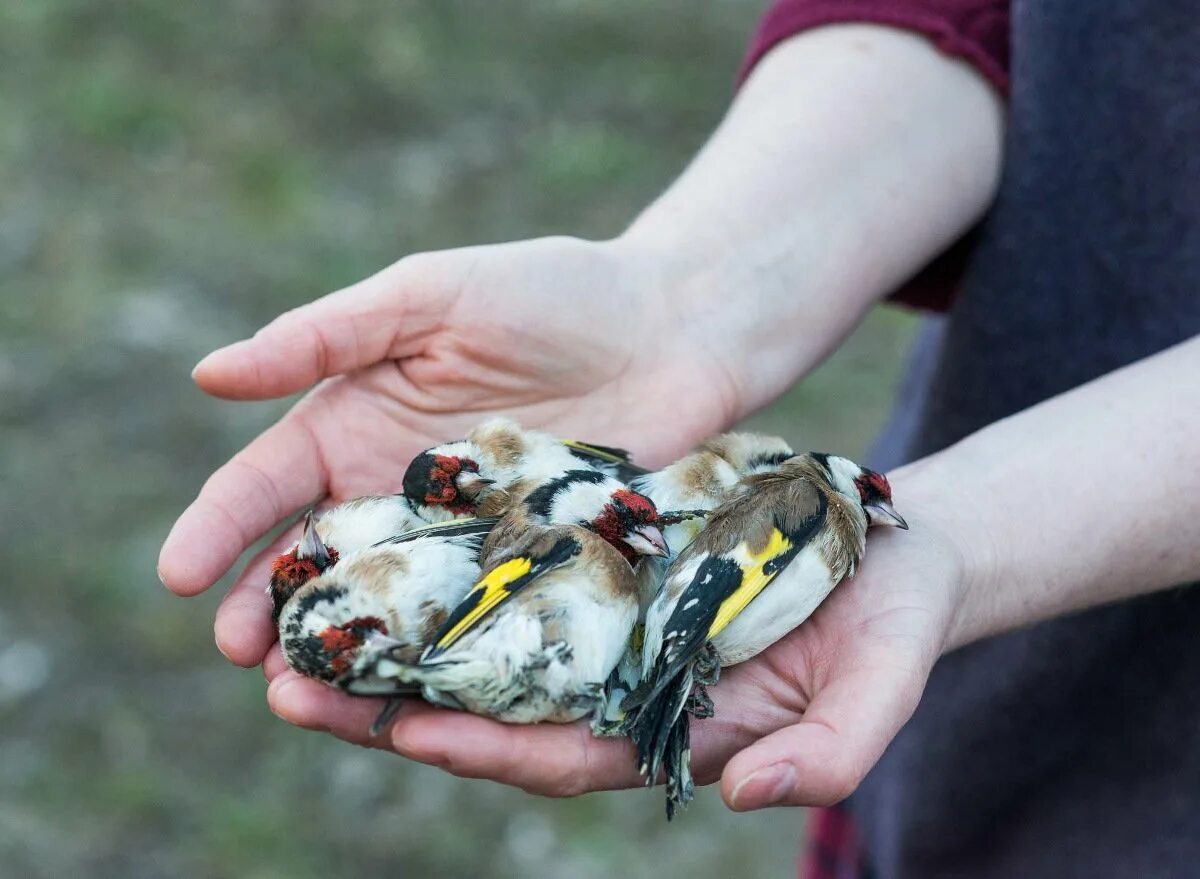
401;417;647;523
267;495;461;621
343;509;643;725
596;433;796;731
276;527;488;684
625;452;908;817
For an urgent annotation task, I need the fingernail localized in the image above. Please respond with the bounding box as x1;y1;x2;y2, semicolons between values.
214;630;233;662
193;340;246;378
191;353;213;380
731;762;796;810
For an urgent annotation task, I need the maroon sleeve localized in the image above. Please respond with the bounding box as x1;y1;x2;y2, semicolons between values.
739;1;1011;311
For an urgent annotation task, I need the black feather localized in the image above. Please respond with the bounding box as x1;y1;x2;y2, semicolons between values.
372;516;501;546
523;469;608;518
562;440;651;480
629;664;694;803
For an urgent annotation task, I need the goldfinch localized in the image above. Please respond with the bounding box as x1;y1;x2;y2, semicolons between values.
597;433;795;731
267;494;493;618
625;452;908;817
401;417;647;523
343;509;641;725
269;498;422;620
276;527;487;684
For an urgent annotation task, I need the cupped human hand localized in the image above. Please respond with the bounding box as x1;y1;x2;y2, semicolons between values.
265;469;974;811
158;236;746;669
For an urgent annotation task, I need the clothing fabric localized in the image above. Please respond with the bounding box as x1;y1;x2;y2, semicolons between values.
744;1;1200;877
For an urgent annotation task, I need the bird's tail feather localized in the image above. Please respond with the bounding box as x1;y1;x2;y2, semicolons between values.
628;661;695;817
663;716;694;820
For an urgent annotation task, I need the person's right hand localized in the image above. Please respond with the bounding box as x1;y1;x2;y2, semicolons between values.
158;235;763;671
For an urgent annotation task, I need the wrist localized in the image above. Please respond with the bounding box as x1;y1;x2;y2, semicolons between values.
605;223;865;422
886;451;999;654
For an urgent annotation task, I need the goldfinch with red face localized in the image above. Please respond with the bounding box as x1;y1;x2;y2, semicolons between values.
269;498;424;621
595;433;795;731
625;452;907;817
276;526;487;684
343;509;641;725
401;417;647;523
267;494;493;619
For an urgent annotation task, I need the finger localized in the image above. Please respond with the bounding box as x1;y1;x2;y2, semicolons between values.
193;258;451;400
267;671;397;748
214;525;301;667
262;643;288;682
388;707;643;797
721;663;924;810
158;413;324;596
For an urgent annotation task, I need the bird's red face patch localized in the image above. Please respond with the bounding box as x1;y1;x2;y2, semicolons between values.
269;545;340;621
425;455;480;514
318;616;388;676
854;470;893;505
612;489;659;525
591;489;661;562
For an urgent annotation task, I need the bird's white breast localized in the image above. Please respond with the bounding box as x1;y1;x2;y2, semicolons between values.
709;543;838;665
317;497;422;553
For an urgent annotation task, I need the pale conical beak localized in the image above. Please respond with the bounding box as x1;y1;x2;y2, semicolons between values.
624;524;669;557
865;501;908;530
455;472;496;500
297;510;334;565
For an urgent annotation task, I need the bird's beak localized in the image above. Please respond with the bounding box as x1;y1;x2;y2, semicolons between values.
865;501;908;530
297;510;335;565
623;524;669;557
455;472;496;500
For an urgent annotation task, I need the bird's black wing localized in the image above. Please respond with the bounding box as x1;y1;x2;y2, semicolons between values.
559;439;650;480
372;516;502;546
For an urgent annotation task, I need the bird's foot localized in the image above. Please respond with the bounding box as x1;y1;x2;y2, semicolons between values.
694;643;721;687
686;684;715;719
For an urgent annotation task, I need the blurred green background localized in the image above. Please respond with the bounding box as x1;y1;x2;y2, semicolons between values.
0;2;917;876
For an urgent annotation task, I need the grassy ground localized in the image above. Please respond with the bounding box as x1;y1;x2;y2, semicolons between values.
0;2;917;876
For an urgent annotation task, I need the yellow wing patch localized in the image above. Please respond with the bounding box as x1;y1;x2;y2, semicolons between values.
434;556;532;650
706;529;793;639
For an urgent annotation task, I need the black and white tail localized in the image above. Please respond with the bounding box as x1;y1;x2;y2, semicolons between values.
624;660;696;819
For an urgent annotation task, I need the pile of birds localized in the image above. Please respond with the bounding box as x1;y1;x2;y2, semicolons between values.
270;418;907;818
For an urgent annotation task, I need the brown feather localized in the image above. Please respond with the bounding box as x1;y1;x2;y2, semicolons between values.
676;450;736;501
467;421;526;469
670;454;867;584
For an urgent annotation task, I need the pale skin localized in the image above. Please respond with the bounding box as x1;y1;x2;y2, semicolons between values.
159;25;1200;811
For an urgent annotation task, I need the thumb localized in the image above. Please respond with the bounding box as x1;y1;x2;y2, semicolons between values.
193;255;452;400
721;663;925;810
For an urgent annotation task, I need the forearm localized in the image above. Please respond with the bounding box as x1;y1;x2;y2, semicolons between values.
615;24;1005;414
896;335;1200;650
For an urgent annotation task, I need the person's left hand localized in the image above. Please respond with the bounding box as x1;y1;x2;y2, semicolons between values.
264;466;976;810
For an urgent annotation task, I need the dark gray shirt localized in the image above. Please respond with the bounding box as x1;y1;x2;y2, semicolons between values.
858;1;1200;876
